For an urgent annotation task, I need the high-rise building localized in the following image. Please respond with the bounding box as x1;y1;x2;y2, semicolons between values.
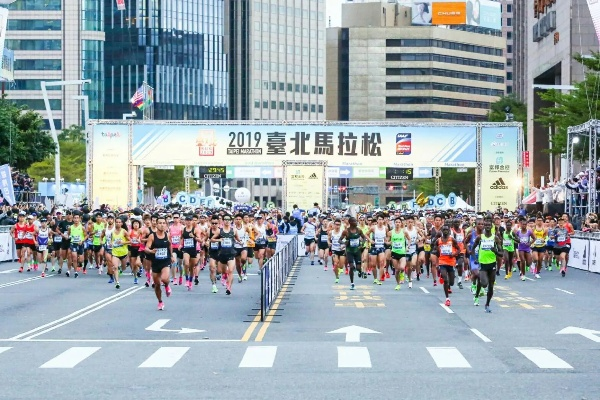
228;0;327;120
326;0;506;122
5;0;105;129
103;0;228;120
526;0;598;182
227;0;327;206
512;0;526;102
501;0;514;96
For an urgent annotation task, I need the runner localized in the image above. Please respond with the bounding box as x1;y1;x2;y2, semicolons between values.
431;224;460;306
531;216;547;279
233;213;251;282
301;214;318;265
551;216;571;277
254;214;268;270
211;214;241;295
472;219;503;312
328;218;346;284
368;214;388;285
37;217;50;277
514;217;534;281
404;216;422;287
12;211;29;273
109;217;130;289
451;218;466;289
265;215;279;260
207;215;222;293
387;217;411;291
145;215;173;310
101;214;116;283
502;219;516;279
340;217;371;289
128;219;143;284
181;215;201;290
317;216;330;270
90;213;105;274
465;217;484;295
168;212;184;285
67;213;86;278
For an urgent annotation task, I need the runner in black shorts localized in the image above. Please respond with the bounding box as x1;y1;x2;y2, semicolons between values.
207;216;222;293
145;215;172;311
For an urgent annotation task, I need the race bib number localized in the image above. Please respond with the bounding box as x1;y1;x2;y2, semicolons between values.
25;232;33;240
38;245;47;251
392;242;403;250
210;242;219;249
256;238;266;245
424;244;431;252
440;244;452;255
156;248;168;259
321;234;328;242
17;231;24;239
503;239;512;247
349;238;359;247
71;235;81;244
519;236;529;244
113;239;123;248
171;235;181;245
267;236;277;242
534;238;544;246
375;238;384;248
455;234;464;243
184;238;194;248
332;237;339;245
481;240;493;251
222;238;232;248
54;236;62;243
95;231;102;237
557;235;566;242
131;238;140;245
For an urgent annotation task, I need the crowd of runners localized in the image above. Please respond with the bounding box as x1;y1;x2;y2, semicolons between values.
8;205;574;313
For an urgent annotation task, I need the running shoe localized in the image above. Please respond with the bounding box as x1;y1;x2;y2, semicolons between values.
381;275;386;282
548;265;553;271
345;267;349;275
165;285;172;297
108;277;114;284
445;298;451;307
238;275;242;283
195;276;200;285
473;297;479;306
561;267;566;277
137;271;142;278
74;271;78;278
485;306;491;313
385;271;391;279
187;281;192;291
470;284;477;294
115;282;120;289
335;278;339;284
395;284;401;291
318;260;322;265
145;280;150;288
83;269;87;275
221;275;226;286
242;274;248;281
520;275;526;281
363;273;367;279
448;288;453;294
134;277;138;284
18;266;23;273
98;266;103;274
211;284;218;293
535;273;541;279
350;283;355;290
512;266;517;272
399;272;404;282
433;281;437;287
457;282;463;289
41;272;46;278
439;277;444;285
376;280;382;285
324;266;328;271
26;268;31;272
179;276;183;286
226;286;231;295
504;274;509;280
51;267;56;273
65;271;70;277
173;278;178;286
311;261;314;266
158;302;164;311
357;271;362;278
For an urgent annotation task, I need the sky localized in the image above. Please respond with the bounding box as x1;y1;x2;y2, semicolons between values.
326;0;343;27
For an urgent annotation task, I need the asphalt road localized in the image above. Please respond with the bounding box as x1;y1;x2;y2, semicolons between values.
0;256;598;400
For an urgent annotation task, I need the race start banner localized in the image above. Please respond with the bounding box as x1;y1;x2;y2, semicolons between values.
283;161;326;212
480;126;520;211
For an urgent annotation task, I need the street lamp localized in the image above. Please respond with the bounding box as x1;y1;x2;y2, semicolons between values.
212;183;221;196
223;184;230;200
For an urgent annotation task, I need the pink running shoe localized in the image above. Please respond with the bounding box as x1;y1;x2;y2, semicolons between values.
158;302;164;311
179;276;183;286
165;285;172;297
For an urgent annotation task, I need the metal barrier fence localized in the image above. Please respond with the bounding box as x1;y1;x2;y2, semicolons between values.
260;235;298;322
0;226;15;262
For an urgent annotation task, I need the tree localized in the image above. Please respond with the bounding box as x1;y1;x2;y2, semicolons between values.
0;96;56;170
536;52;600;155
27;125;86;183
488;94;527;136
143;166;186;194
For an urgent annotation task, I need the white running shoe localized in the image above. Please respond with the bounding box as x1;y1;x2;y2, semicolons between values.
535;273;541;279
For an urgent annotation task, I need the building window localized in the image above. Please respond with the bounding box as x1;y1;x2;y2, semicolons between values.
507;85;513;94
8;0;61;10
13;99;61;110
270;196;277;203
254;100;260;108
507;72;513;80
271;101;276;109
386;81;504;97
295;103;300;111
302;84;308;93
507;45;513;54
6;39;61;51
14;59;62;70
263;178;269;185
507;32;512;40
303;103;308;112
254;178;260;185
295;84;300;92
387;53;505;70
279;82;285;91
386;39;503;57
279;101;284;110
8;19;62;31
262;196;268;204
311;104;316;112
237;181;244;188
271;81;277;90
254;196;260;204
287;83;293;92
311;85;316;94
507;18;512;26
386;96;491;109
386;111;487;121
270;179;276;185
287;102;293;110
386;67;504;83
14;80;61;90
318;86;324;94
507;4;512;12
318;105;324;113
263;101;268;109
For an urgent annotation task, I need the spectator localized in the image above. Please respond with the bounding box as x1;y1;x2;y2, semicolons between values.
534;185;543;213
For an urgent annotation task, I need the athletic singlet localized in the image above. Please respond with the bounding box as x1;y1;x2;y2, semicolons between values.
150;232;171;267
169;224;183;249
303;222;316;239
478;233;496;264
111;229;128;257
437;237;457;266
37;227;50;250
502;231;514;251
233;225;247;248
516;229;533;251
208;228;221;252
266;224;278;242
93;222;104;245
469;231;480;264
14;223;27;243
255;224;267;245
23;224;35;244
319;226;329;243
346;229;361;253
330;229;343;251
405;227;418;254
553;227;569;247
452;228;465;253
104;226;115;249
219;228;236;255
390;229;406;254
532;227;546;248
69;224;84;244
360;225;370;248
182;227;197;249
373;226;386;249
129;229;142;247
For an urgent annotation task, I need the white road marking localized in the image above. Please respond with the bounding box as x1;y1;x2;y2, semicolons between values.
239;346;277;368
554;288;574;295
0;275;54;288
419;287;430;294
0;339;240;343
139;347;190;368
470;329;492;343
40;347;100;369
427;347;472;368
516;347;573;369
439;303;454;314
523;276;535;281
0;269;18;274
337;346;372;368
0;347;11;355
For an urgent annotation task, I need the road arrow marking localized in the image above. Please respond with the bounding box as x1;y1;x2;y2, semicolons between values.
556;326;600;343
327;325;381;342
146;319;205;334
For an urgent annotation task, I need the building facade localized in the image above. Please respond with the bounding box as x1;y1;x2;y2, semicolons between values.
103;0;228;120
526;0;598;184
6;0;105;129
512;0;527;102
501;0;514;96
326;1;506;122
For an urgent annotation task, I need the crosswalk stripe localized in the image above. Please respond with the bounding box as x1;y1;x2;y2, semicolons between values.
239;346;277;368
516;347;573;369
0;347;12;355
40;347;100;369
427;347;472;368
138;347;190;368
337;346;371;368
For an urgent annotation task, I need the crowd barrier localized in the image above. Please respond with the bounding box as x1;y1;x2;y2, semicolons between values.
568;232;600;274
0;226;16;262
260;235;299;322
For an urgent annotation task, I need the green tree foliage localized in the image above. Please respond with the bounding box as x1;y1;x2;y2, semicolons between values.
488;94;527;135
27;125;86;182
143;166;186;194
536;52;600;155
0;97;56;170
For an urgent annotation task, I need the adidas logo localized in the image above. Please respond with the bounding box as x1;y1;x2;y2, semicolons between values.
308;173;318;179
490;177;508;190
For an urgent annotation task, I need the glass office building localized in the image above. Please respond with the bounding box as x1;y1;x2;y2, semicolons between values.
104;0;228;120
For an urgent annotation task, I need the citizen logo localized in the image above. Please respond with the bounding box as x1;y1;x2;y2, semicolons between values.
490;178;508;190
